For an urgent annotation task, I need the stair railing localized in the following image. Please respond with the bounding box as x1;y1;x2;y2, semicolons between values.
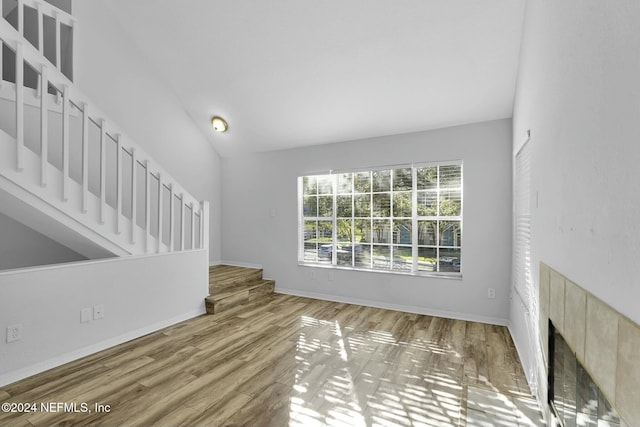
0;10;209;256
1;0;75;81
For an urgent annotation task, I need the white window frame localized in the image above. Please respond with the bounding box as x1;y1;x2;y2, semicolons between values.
298;161;463;278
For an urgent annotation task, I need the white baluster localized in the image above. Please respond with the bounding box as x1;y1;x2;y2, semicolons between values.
145;161;151;253
115;134;122;233
190;202;195;250
61;84;69;200
37;2;44;56
54;11;60;71
17;0;23;37
35;71;41;99
169;184;175;252
179;194;185;251
70;20;76;80
0;40;4;88
157;174;163;253
40;64;47;186
15;41;24;172
130;148;136;244
99;119;106;224
81;102;89;213
198;208;203;249
200;200;209;250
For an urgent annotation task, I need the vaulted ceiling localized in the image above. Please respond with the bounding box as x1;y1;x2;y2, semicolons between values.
102;0;525;157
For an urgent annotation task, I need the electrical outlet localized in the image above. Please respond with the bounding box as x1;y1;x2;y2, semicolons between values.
81;308;92;323
310;270;316;280
327;271;334;282
488;288;496;299
94;305;104;320
6;324;22;343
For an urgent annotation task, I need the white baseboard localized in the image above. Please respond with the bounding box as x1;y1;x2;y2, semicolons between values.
507;322;550;426
218;260;264;270
0;308;205;387
276;287;509;326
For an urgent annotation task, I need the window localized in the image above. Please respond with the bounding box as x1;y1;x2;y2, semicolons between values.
513;139;532;310
299;162;462;276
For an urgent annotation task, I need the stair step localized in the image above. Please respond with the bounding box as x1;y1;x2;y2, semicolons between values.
209;279;274;301
209;264;263;289
205;279;275;315
206;264;275;315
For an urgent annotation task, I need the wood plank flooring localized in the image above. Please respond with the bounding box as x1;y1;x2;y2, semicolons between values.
0;294;543;426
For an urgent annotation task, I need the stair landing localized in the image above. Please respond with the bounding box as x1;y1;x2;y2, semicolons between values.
205;265;275;314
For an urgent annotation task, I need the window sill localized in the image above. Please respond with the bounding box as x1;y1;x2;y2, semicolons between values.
298;262;463;280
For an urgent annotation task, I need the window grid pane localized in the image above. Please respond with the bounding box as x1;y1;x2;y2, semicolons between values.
299;162;461;275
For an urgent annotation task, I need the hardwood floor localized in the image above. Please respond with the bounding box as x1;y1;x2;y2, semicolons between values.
0;294;543;426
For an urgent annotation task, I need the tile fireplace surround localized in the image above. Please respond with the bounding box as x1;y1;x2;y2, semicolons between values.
539;263;639;426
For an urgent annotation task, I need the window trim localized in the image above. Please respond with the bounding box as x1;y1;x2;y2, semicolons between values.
298;161;463;278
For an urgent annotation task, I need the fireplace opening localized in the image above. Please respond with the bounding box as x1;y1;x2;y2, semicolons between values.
547;321;621;426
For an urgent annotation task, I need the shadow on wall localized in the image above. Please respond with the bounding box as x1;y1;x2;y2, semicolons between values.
0;212;87;270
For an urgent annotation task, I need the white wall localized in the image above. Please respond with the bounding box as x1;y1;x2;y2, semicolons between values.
72;2;222;264
0;212;86;270
510;0;640;405
222;119;512;324
0;249;208;386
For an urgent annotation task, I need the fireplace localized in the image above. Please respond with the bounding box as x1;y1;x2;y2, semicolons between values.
548;320;621;426
539;263;639;426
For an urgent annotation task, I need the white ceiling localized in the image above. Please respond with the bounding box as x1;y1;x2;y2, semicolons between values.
101;0;525;158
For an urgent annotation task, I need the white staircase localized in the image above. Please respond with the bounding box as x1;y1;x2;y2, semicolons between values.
0;0;209;258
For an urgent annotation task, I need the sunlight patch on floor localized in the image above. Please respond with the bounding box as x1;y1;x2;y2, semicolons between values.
466;386;543;427
287;313;544;427
288;315;475;426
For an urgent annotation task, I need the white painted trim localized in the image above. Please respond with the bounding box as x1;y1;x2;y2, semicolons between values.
22;0;76;26
298;262;463;281
218;260;264;270
507;322;538;391
0;18;208;256
276;287;509;326
508;322;550;426
0;248;207;277
0;307;205;387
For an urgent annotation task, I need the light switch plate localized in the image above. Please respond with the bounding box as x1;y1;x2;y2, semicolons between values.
81;308;92;323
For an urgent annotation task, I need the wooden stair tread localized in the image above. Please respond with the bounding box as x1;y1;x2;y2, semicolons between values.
209;265;263;287
208;279;275;301
205;264;276;315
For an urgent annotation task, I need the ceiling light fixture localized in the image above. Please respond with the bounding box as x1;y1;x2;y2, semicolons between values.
211;116;228;133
